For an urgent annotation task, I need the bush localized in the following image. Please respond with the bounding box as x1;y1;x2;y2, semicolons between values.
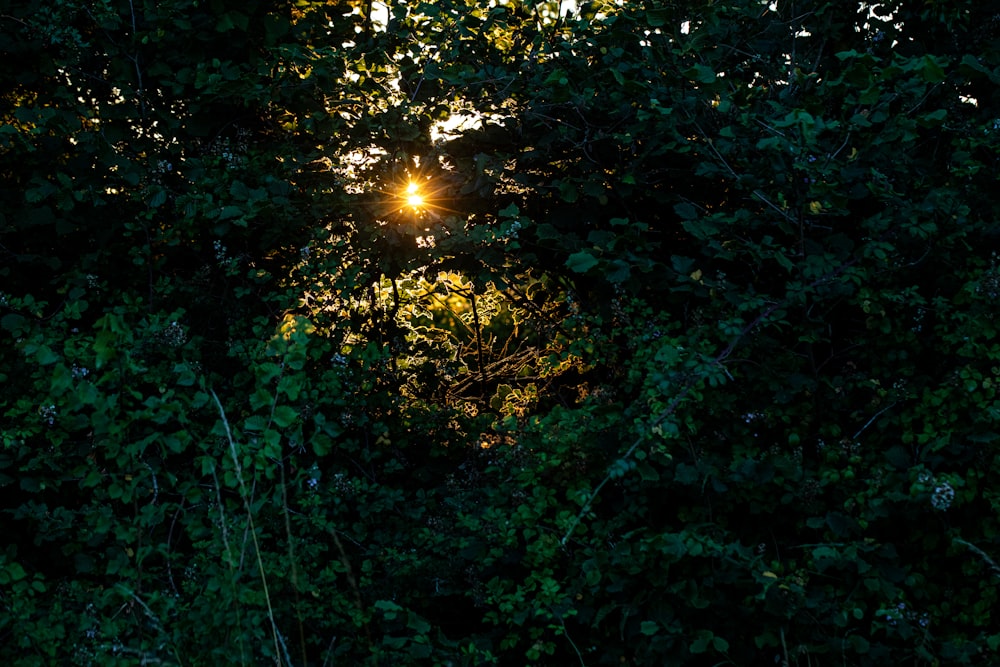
3;0;1000;664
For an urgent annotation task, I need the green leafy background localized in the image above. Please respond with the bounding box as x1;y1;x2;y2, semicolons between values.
2;0;1000;664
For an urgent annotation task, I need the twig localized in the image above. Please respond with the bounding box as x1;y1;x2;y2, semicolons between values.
210;465;247;664
852;402;897;441
279;459;309;667
211;390;286;666
953;538;1000;579
694;121;738;178
905;83;941;116
127;0;146;119
752;190;798;225
755;118;787;137
469;288;487;397
827;132;852;164
554;609;586;667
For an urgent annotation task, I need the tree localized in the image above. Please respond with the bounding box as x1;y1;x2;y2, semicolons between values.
2;1;1000;664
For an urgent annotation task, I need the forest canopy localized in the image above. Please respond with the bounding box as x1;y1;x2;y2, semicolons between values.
2;0;1000;664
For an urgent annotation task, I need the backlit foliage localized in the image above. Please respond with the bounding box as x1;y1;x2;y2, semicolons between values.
2;1;1000;664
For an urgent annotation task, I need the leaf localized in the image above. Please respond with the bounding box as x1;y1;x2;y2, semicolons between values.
311;434;332;456
148;189;167;208
1;313;26;334
640;621;659;636
918;54;947;83
566;251;599;274
374;599;403;617
406;612;432;634
847;634;870;654
271;405;298;429
217;205;244;220
885;445;911;469
674;463;699;485
229;180;251;201
825;512;855;537
674;203;698;220
607;259;632;283
535;223;560;240
582;558;601;586
683;64;717;84
647;8;670;27
918;108;947;126
277;375;303;401
4;561;27;582
34;345;58;365
690;635;711;653
557;180;578;203
244;415;269;432
636;461;660;481
608;458;632;479
499;203;519;218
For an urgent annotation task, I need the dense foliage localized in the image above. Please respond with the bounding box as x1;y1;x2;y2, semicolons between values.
3;0;1000;664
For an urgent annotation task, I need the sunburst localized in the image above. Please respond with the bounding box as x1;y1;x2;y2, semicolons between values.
405;181;425;209
383;176;457;220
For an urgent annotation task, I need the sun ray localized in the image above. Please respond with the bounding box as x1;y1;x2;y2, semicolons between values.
405;181;425;208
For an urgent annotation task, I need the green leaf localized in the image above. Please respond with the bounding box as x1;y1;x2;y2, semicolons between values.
277;375;303;401
566;251;599;274
35;345;59;365
557;180;579;203
311;434;332;456
690;635;711;653
640;621;659;636
918;108;947;126
917;54;948;83
825;512;854;537
229;180;251;201
4;561;27;582
847;634;870;654
499;203;519;217
885;445;911;469
82;469;103;488
683;64;717;84
607;259;631;283
636;461;660;481
647;8;670;27
407;612;432;634
244;415;269;432
674;203;698;220
674;463;699;484
271;405;298;429
1;313;27;334
217;205;244;220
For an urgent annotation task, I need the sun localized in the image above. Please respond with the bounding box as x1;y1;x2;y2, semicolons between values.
382;175;456;219
404;181;424;209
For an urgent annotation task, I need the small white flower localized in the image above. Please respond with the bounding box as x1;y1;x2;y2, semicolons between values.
39;404;58;426
161;321;186;347
931;482;955;510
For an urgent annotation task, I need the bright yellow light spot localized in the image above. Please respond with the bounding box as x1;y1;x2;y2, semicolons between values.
405;182;424;208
